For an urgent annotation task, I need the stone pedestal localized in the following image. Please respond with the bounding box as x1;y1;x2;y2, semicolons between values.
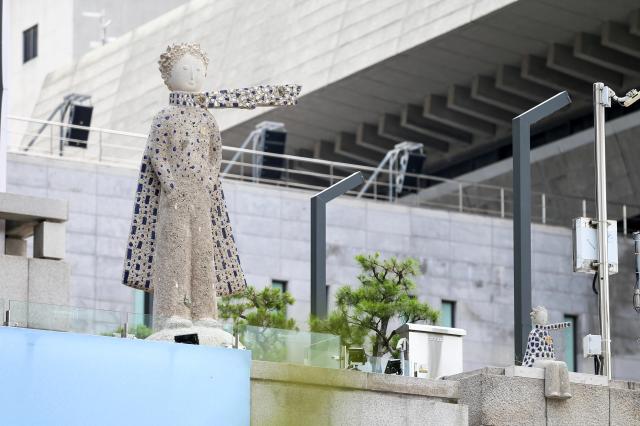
147;324;240;348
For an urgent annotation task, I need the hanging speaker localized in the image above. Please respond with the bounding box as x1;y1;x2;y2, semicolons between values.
259;129;286;179
400;153;426;194
65;104;93;148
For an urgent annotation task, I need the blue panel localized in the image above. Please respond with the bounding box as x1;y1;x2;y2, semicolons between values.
0;327;251;426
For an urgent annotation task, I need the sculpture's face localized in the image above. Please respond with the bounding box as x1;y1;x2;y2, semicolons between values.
530;307;548;326
167;54;207;92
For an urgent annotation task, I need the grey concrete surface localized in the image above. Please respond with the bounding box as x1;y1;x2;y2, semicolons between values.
610;380;640;426
0;255;70;315
5;238;27;256
0;255;29;306
450;368;640;426
27;257;70;306
250;360;467;426
0;192;68;222
34;221;66;259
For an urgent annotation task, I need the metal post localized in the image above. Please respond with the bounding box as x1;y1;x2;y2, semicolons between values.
512;91;571;364
98;130;103;162
388;160;393;203
500;188;505;218
541;193;546;224
623;205;627;236
582;199;587;217
49;125;54;155
310;172;364;318
593;82;612;379
458;183;463;212
633;232;640;313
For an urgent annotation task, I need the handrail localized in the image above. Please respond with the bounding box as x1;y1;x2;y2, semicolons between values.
6;115;640;229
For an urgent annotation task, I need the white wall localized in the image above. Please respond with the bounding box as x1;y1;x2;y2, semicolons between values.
7;0;189;119
8;0;75;118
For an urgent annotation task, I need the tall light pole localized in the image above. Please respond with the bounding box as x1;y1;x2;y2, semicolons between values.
592;83;639;379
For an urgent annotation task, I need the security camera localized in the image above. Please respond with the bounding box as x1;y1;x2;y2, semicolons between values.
616;89;640;107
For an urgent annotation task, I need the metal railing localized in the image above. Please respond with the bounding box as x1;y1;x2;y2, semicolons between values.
6;114;640;230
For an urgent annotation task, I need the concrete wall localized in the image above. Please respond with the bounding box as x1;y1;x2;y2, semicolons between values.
448;367;640;426
251;360;467;426
6;152;640;380
0;255;70;315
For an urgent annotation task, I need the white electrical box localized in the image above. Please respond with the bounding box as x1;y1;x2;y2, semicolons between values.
583;334;602;358
396;323;466;379
572;217;618;274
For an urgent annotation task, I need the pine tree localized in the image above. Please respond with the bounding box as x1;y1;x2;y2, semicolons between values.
218;286;297;360
310;253;439;359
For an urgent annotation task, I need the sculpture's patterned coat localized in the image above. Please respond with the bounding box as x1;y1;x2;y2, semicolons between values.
122;101;246;323
522;322;571;367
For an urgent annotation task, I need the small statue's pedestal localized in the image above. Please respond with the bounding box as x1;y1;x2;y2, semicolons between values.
147;325;241;348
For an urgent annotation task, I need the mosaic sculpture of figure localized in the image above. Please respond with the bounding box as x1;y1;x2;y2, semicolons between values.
522;306;572;399
122;43;301;337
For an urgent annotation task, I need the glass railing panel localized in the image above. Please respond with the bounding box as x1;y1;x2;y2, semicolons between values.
125;312;154;339
7;300;123;336
222;323;341;369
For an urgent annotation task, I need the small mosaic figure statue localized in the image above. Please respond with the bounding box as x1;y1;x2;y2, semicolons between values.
522;306;572;399
122;43;301;336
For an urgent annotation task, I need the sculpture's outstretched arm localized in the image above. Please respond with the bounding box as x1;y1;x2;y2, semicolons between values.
206;84;302;109
148;113;178;200
541;322;572;330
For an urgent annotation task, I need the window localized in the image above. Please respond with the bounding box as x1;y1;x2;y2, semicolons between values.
271;279;287;293
564;314;577;372
440;300;456;328
23;25;38;63
271;280;288;315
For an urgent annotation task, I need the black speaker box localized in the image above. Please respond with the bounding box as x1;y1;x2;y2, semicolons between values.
65;104;93;148
400;152;426;193
260;129;286;179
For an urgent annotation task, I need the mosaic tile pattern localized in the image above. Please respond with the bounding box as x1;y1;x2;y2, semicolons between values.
122;104;246;300
169;84;302;109
522;322;572;367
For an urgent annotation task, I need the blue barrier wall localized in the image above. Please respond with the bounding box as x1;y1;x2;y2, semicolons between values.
0;327;251;426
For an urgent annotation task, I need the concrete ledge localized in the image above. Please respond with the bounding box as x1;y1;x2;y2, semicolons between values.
252;361;460;400
251;361;466;425
505;365;609;386
448;366;640;426
0;192;68;222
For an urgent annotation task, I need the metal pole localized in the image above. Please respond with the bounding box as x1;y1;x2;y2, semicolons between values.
593;82;612;379
310;196;327;318
633;232;640;313
458;183;463;212
310;172;365;318
541;193;546;224
582;199;587;217
623;205;627;236
49;125;54;155
513;116;531;365
512;91;571;364
98;130;103;162
500;188;505;218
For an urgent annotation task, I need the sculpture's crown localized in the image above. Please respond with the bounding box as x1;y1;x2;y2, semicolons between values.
158;42;209;86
